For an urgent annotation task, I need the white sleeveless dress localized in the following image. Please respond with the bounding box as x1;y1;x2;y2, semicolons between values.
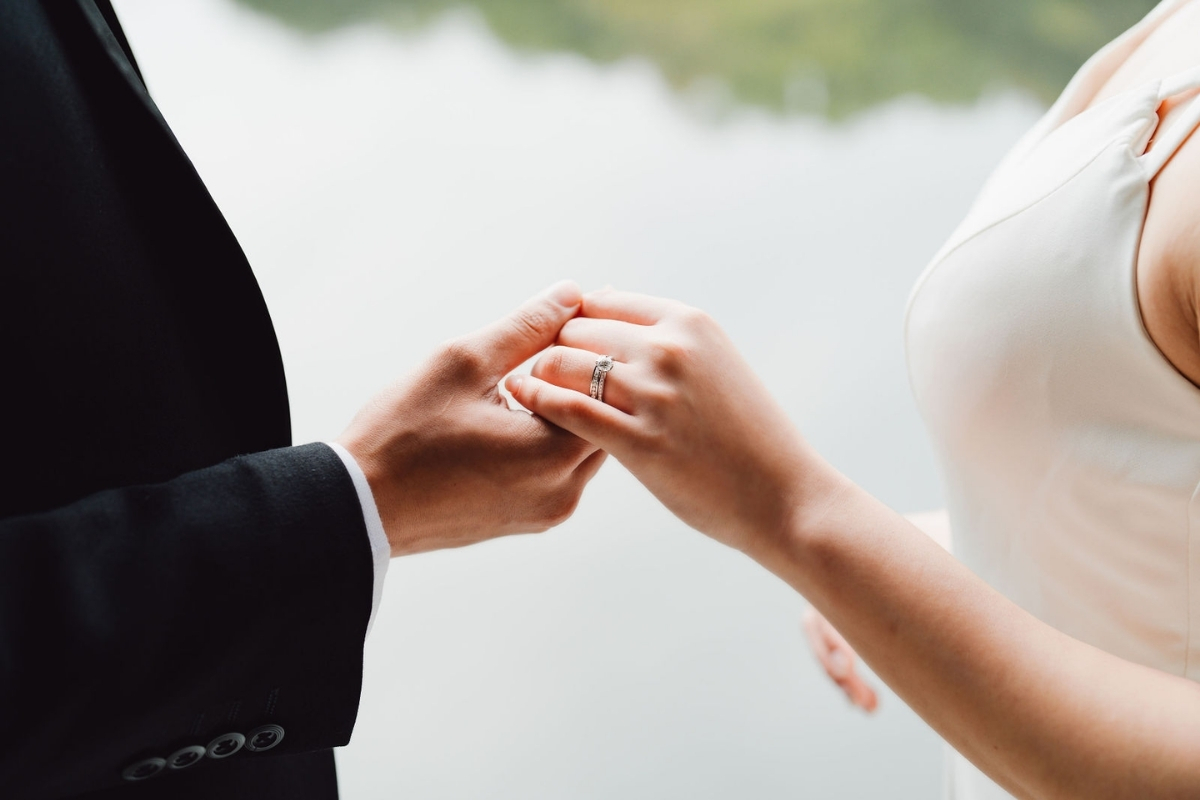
904;1;1200;797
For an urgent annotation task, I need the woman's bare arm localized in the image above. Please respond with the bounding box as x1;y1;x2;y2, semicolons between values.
508;293;1200;800
773;481;1200;800
803;509;950;713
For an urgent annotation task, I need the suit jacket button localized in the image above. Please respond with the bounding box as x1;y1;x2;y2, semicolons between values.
167;745;207;770
245;724;285;752
122;757;166;781
205;732;245;759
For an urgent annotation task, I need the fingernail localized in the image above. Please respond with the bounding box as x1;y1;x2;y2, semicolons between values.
828;650;849;679
506;375;524;394
549;280;582;308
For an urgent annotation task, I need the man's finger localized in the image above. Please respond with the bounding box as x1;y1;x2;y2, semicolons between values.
505;374;634;453
581;288;676;325
471;281;583;379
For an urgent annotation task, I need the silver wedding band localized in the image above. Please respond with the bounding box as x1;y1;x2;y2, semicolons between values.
590;355;614;404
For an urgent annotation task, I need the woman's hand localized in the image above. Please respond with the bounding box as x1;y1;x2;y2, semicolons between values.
505;289;829;556
508;287;878;710
803;607;878;712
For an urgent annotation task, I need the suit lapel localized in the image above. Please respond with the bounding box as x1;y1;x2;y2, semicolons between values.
92;0;146;84
73;0;178;145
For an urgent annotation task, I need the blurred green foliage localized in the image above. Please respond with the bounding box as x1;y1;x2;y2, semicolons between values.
235;0;1159;118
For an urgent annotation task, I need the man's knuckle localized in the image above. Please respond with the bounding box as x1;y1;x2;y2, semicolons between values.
509;306;552;344
439;338;486;377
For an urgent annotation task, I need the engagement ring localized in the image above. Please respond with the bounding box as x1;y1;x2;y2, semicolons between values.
590;355;614;404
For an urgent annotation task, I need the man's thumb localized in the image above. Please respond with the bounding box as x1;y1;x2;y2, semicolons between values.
472;281;582;378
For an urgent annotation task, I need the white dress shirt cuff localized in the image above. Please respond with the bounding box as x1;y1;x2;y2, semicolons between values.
326;441;389;637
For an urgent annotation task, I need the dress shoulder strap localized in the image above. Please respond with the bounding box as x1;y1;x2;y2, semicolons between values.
1140;64;1200;178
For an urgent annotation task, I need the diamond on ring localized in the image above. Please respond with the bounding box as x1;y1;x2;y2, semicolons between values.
590;355;615;403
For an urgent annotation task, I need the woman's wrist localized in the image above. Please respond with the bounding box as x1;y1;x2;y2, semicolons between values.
740;451;859;583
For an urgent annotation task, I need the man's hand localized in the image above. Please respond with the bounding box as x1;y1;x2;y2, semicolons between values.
337;282;606;557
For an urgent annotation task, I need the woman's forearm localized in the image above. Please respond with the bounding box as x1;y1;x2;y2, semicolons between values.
761;469;1200;800
800;509;952;712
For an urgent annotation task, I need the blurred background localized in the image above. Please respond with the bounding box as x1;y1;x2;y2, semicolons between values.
110;1;1156;797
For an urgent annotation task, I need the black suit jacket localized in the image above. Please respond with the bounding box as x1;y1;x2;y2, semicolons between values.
0;2;374;797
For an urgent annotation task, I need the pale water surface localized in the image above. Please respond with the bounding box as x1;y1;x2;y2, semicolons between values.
112;1;1050;797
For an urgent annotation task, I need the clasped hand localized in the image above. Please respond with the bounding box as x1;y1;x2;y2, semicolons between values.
339;282;855;702
509;288;874;710
339;282;824;563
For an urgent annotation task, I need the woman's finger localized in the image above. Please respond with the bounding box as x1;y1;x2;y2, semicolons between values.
802;608;845;680
846;673;879;713
803;608;880;713
557;317;650;360
581;288;677;325
505;373;635;453
802;607;832;659
825;634;879;712
529;346;637;413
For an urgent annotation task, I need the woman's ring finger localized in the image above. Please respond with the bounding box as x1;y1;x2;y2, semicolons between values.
530;346;633;412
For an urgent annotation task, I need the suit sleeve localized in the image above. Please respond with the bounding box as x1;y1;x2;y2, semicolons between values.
0;442;375;798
